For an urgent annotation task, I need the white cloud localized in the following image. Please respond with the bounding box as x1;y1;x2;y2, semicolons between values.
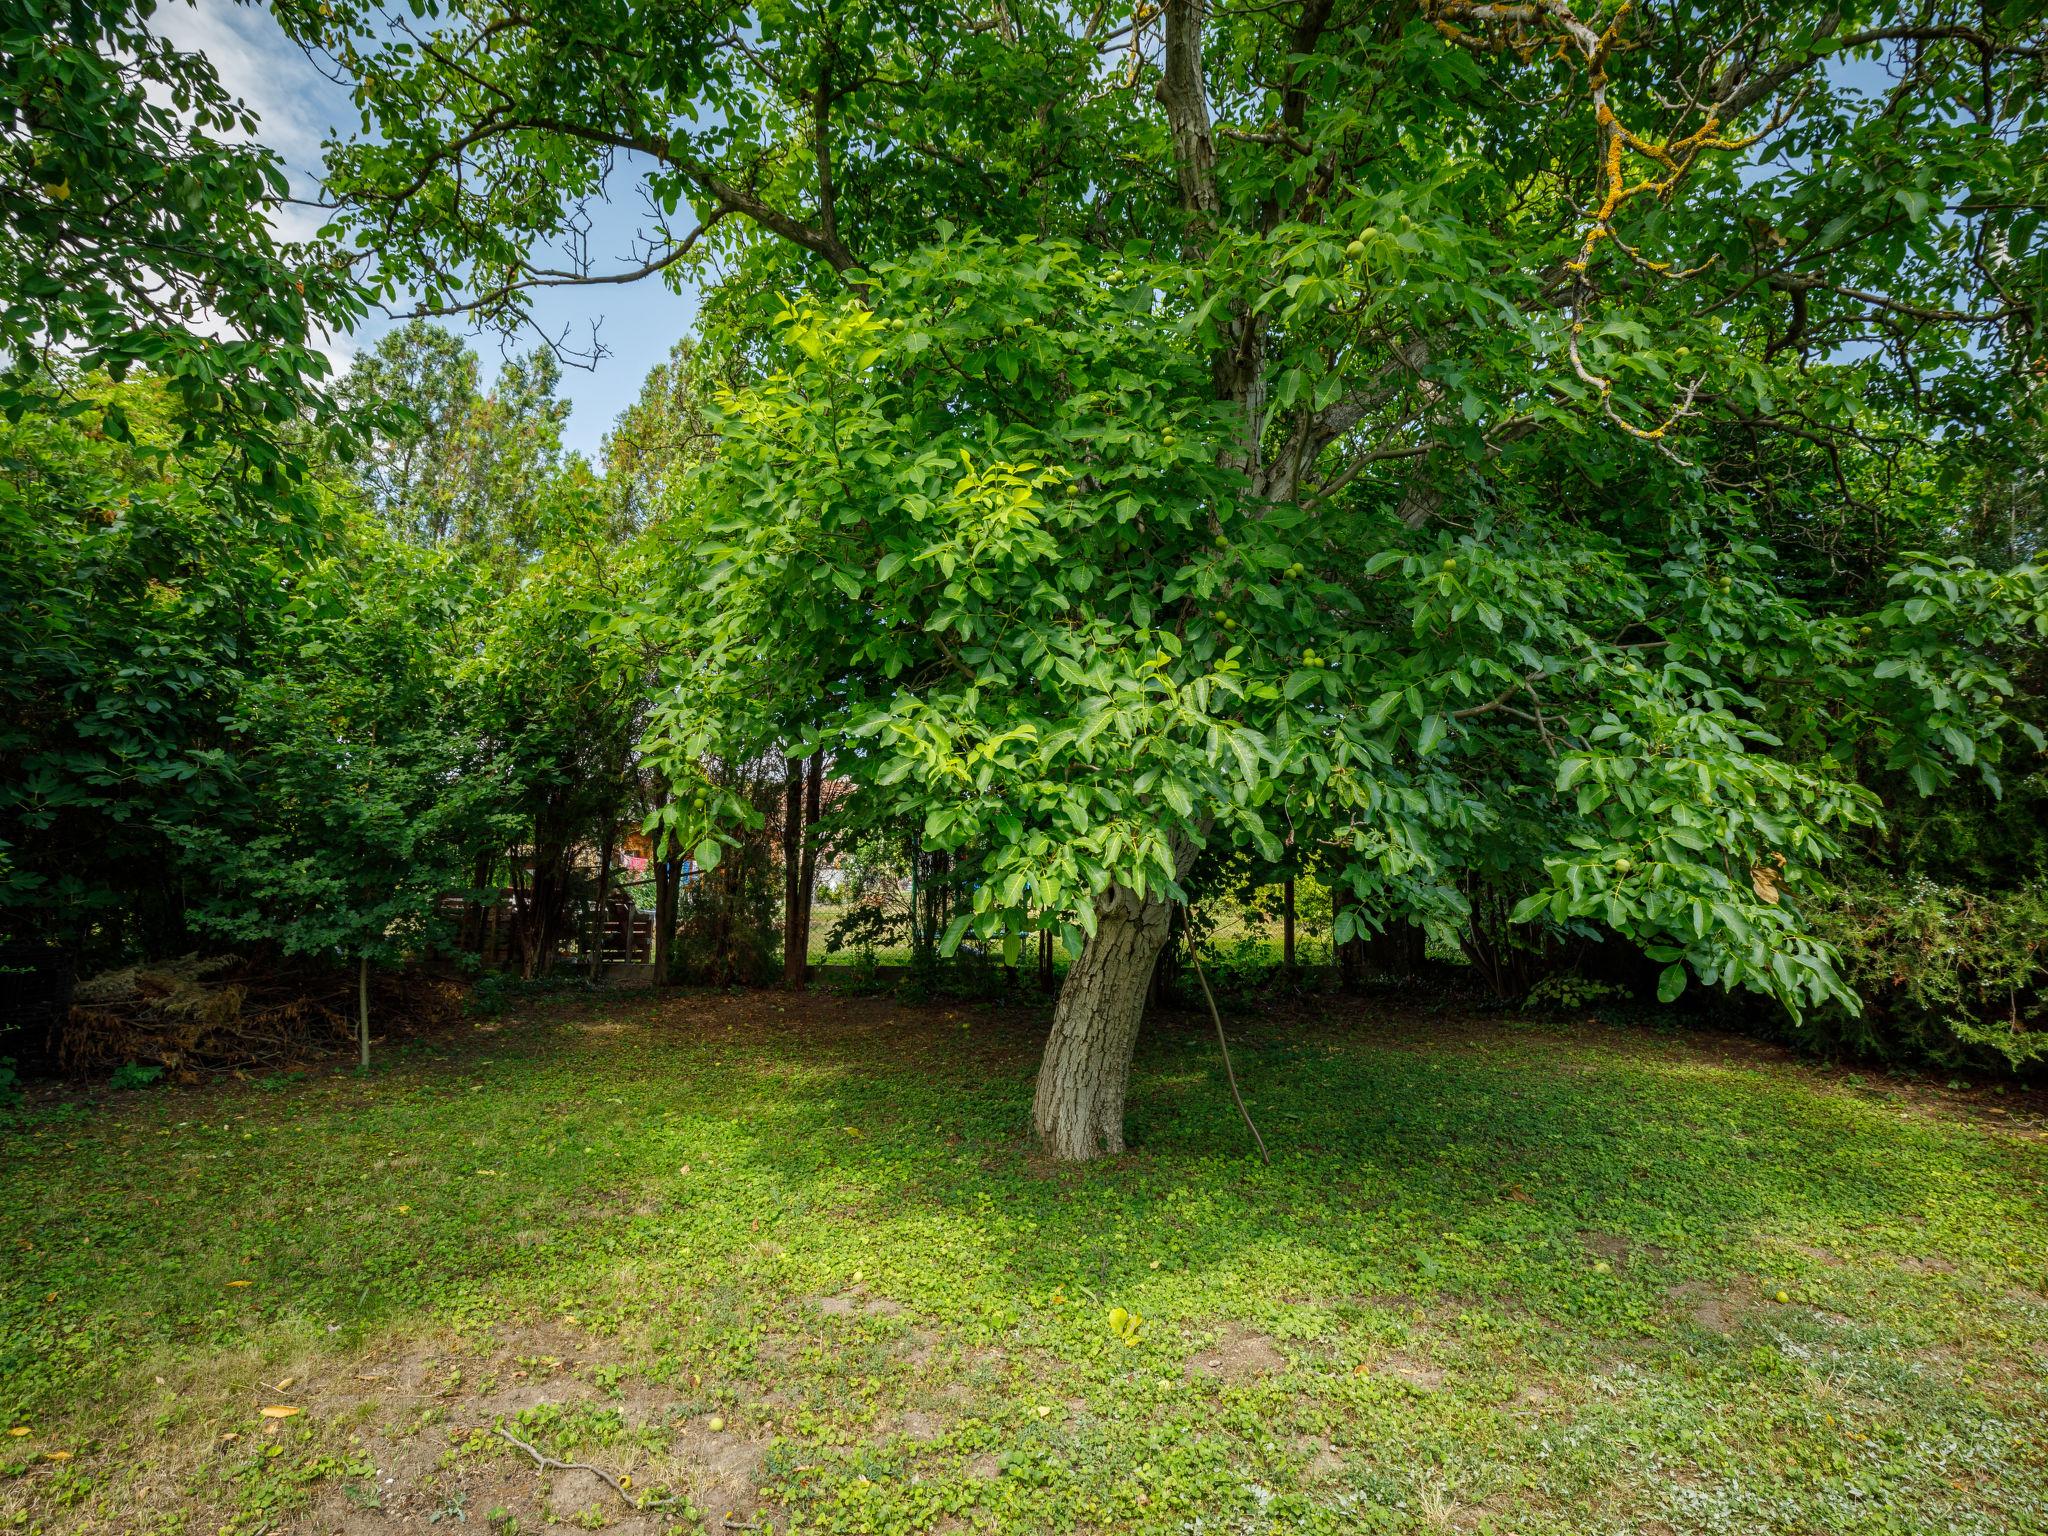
152;0;347;168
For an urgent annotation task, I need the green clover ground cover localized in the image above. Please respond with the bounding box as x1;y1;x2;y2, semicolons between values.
2;991;2044;1535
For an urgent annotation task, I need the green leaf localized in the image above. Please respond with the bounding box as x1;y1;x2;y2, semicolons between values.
1656;964;1688;1004
939;912;974;954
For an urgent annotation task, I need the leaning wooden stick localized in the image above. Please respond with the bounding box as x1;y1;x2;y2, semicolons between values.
1187;923;1270;1165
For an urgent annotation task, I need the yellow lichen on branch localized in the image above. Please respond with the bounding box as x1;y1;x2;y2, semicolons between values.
1419;0;1767;454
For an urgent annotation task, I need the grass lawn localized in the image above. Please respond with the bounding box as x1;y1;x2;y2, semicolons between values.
3;989;2045;1535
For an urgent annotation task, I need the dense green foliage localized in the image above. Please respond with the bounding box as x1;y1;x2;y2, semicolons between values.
6;0;2048;1087
309;0;2048;1073
170;529;509;979
3;995;2044;1531
1;0;360;477
0;334;650;1024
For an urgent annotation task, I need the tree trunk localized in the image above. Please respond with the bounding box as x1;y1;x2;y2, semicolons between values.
357;954;370;1070
590;820;615;985
654;856;678;984
782;754;805;986
1368;920;1427;980
1282;876;1296;970
794;747;824;977
463;851;492;953
1032;887;1174;1162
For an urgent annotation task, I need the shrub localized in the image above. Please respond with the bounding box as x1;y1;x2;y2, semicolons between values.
1804;877;2048;1071
1523;974;1631;1016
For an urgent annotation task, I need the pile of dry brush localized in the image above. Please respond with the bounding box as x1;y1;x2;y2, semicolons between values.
62;955;465;1078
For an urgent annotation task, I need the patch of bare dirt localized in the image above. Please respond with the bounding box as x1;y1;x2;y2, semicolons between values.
1665;1281;1743;1335
241;1319;777;1536
1581;1232;1670;1271
1899;1255;1957;1275
1185;1327;1287;1384
1296;1434;1345;1479
1375;1352;1446;1390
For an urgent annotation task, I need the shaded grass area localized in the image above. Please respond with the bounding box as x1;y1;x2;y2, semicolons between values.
2;991;2045;1534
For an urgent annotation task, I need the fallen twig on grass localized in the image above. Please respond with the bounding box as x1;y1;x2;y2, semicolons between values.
492;1425;682;1512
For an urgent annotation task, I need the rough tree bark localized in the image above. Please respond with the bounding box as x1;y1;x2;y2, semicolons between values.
1032;884;1176;1161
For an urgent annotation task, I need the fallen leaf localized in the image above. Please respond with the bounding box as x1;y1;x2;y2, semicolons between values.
259;1406;300;1419
44;1451;70;1462
7;1427;28;1437
225;1280;253;1289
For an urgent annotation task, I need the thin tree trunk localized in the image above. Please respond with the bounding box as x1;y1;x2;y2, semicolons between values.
793;747;824;980
1369;920;1427;980
357;954;370;1070
1282;876;1296;970
591;820;615;985
1038;926;1054;992
654;857;678;984
782;754;805;986
463;851;492;952
1032;886;1174;1161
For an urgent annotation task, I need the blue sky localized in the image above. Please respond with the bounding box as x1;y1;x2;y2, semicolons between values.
161;1;702;460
